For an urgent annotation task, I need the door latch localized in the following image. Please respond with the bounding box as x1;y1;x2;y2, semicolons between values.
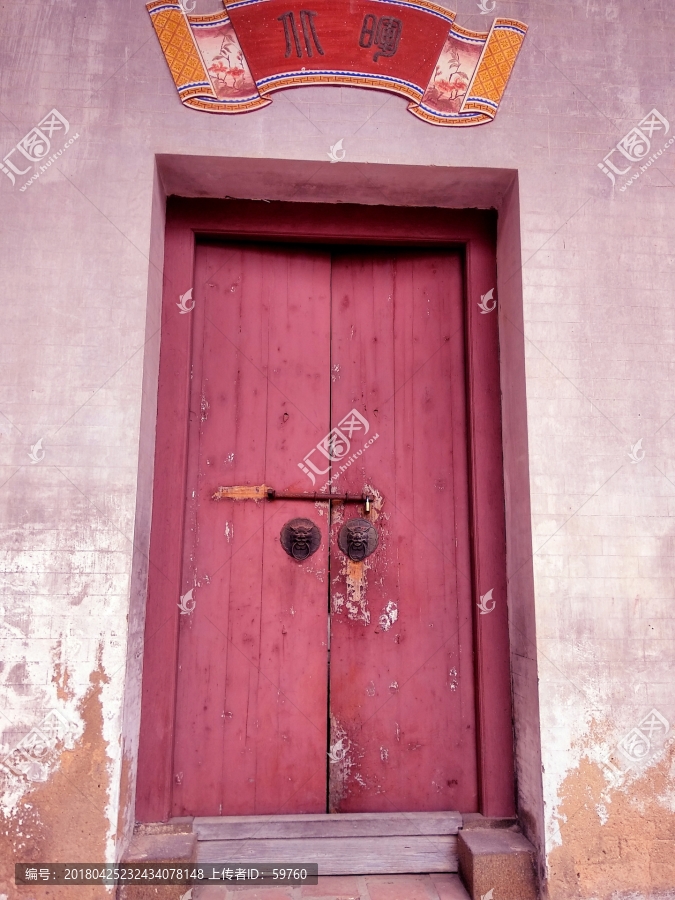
212;484;371;505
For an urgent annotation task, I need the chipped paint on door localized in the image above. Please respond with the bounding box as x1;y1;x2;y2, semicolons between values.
328;715;364;811
378;601;398;631
342;557;371;625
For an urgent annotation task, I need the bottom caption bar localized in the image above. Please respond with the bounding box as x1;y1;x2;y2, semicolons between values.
16;864;318;885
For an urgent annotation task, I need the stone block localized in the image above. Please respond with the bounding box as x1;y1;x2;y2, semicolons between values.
117;830;197;900
457;829;537;900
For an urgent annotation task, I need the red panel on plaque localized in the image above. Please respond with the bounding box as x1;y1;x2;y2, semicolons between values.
224;0;455;101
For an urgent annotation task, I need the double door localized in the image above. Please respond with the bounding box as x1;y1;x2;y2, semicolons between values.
170;240;478;816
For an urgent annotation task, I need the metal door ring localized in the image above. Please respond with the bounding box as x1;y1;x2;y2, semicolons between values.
281;518;322;561
338;518;378;561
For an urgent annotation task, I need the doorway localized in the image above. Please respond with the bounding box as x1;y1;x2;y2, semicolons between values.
135;200;514;824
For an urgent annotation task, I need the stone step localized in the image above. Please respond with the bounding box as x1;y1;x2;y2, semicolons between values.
458;828;537;900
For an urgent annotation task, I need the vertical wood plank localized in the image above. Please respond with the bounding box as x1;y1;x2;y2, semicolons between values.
254;247;332;813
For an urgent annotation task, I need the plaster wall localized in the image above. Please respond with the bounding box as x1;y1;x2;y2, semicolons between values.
0;1;674;898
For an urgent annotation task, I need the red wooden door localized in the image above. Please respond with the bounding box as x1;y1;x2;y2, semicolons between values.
171;242;332;816
168;240;478;817
327;250;476;812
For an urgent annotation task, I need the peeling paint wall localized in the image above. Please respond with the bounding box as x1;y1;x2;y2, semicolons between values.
0;663;111;898
548;738;675;899
1;0;675;898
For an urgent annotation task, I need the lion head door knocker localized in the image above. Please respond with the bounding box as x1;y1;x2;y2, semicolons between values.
280;518;322;561
338;518;379;562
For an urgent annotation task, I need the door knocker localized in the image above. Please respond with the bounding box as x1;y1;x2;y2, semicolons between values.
280;518;322;561
338;518;378;561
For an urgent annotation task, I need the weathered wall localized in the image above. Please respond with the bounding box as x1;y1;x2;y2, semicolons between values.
1;0;674;898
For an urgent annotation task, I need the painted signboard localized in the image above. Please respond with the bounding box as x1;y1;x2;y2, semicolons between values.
147;0;527;126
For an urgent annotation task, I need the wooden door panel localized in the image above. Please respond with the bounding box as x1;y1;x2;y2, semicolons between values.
171;243;332;816
328;250;477;813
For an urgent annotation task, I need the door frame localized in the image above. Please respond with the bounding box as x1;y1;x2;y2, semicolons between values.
135;198;514;822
